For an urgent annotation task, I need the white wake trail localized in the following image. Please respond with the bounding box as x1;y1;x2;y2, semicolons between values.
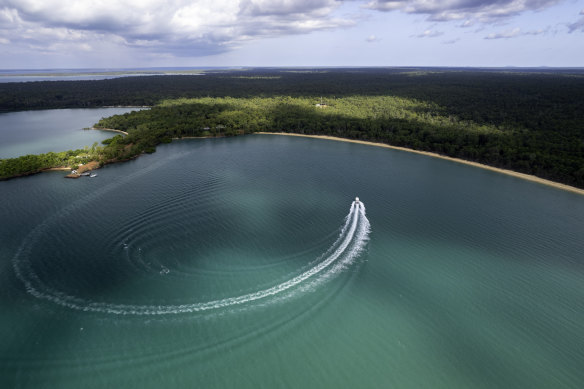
13;200;370;316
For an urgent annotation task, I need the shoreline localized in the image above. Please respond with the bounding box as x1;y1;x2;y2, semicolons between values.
90;127;128;135
256;132;584;196
102;105;151;109
172;135;227;140
5;130;583;195
44;167;70;171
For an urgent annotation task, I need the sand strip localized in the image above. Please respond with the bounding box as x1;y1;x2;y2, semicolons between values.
256;132;584;196
91;127;129;135
43;167;70;171
172;136;226;140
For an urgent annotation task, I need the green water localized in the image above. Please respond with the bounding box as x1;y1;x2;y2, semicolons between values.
1;126;583;387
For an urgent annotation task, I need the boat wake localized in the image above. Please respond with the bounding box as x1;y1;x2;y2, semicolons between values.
13;199;370;316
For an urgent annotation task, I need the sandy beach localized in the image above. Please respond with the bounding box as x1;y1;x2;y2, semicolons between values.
172;135;226;140
256;132;584;196
91;127;129;135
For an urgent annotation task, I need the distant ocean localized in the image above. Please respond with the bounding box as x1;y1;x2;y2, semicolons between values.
0;67;239;83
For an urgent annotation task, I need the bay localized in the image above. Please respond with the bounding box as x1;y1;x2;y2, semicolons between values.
0;108;144;159
0;110;583;388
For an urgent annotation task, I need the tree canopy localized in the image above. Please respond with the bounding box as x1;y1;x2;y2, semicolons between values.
1;68;583;187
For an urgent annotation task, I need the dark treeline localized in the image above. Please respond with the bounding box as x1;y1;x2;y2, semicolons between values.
1;68;583;187
2;69;583;137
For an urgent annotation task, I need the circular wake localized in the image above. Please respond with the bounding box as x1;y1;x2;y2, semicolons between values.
13;200;370;316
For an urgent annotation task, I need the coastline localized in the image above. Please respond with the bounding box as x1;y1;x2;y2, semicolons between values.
256;132;584;196
90;127;128;135
101;105;151;109
172;135;227;140
4;129;582;195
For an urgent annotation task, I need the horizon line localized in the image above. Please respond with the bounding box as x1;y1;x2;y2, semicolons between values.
2;65;584;72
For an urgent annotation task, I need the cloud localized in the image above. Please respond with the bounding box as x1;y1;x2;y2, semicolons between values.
0;0;352;57
0;0;572;64
412;29;444;38
484;26;548;39
442;38;460;44
364;0;561;22
567;9;584;33
568;17;584;33
484;27;521;39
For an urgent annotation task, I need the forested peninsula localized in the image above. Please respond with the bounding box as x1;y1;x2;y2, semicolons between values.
1;68;583;189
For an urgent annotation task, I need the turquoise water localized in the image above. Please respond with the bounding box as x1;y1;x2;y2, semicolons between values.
0;108;143;158
1;115;583;388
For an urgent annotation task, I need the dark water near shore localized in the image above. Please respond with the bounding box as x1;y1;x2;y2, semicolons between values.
1;114;583;387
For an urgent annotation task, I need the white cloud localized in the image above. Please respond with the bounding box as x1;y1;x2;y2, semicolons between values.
0;6;20;25
364;0;561;22
485;27;521;39
239;0;337;16
0;0;574;64
484;26;548;39
0;0;351;57
413;29;444;38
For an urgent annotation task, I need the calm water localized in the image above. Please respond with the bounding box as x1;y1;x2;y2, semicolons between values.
1;112;583;388
0;108;144;158
0;67;224;83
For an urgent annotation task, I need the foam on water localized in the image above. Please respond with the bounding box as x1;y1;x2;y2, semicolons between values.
13;199;370;316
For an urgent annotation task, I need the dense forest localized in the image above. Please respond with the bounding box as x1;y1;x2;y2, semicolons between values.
0;143;103;179
1;68;583;187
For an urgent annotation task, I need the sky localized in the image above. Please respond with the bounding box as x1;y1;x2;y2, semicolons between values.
0;0;583;69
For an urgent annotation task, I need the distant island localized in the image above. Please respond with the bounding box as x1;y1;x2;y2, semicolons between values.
1;68;583;191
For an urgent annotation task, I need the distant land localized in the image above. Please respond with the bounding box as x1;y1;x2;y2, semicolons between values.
1;67;583;191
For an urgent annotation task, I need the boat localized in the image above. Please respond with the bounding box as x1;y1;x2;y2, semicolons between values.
89;173;98;178
80;172;90;176
355;197;360;203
